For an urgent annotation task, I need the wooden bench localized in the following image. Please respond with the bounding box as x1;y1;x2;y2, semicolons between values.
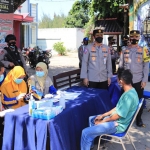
53;69;83;90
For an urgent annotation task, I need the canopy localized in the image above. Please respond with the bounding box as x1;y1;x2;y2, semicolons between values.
95;18;122;35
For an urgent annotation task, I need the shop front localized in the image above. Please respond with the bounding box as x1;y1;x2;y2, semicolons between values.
13;13;33;48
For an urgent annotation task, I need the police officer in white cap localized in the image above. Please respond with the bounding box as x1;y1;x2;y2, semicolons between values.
80;27;112;89
119;30;149;127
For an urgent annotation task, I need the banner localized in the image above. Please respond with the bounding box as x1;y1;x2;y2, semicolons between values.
0;0;14;13
0;13;13;50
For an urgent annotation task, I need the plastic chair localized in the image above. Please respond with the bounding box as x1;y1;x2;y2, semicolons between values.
97;98;144;150
143;90;150;99
143;90;150;110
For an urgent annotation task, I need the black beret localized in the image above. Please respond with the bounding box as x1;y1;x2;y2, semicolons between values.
5;34;16;42
130;30;140;36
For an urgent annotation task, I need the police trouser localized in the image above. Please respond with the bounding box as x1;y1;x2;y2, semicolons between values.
79;62;81;69
111;59;116;74
88;81;108;89
0;117;4;149
132;81;144;123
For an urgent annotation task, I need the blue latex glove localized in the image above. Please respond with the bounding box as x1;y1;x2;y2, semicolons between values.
49;85;57;94
31;86;43;97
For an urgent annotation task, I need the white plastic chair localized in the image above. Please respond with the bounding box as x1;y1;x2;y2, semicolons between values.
97;98;144;150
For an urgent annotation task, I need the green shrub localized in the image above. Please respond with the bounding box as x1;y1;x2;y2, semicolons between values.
53;42;66;55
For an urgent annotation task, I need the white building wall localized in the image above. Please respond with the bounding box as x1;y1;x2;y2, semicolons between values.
20;0;29;13
30;3;38;47
14;0;29;14
37;28;84;51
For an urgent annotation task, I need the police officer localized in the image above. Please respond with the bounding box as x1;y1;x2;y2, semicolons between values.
121;35;130;51
80;27;112;89
78;37;89;68
0;49;14;69
108;36;118;74
119;30;149;127
3;34;28;74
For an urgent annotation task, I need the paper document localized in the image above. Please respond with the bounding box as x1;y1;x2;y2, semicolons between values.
53;91;81;100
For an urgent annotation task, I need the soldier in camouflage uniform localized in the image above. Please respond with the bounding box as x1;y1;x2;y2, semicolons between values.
80;27;112;89
119;30;149;127
1;34;28;74
78;37;89;68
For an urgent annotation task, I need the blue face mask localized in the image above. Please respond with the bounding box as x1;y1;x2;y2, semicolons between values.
0;74;4;82
36;71;45;77
15;79;23;84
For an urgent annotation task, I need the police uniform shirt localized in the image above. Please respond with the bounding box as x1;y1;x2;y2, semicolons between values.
119;45;149;84
78;45;85;63
80;42;112;82
109;45;118;60
0;49;11;68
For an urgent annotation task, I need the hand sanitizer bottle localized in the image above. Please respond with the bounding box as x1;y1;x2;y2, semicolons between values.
29;94;35;116
59;92;66;109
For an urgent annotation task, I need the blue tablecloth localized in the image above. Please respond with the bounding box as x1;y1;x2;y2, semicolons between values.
2;86;113;150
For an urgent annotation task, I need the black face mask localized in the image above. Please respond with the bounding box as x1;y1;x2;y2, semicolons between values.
84;41;88;45
95;37;103;43
130;39;138;45
8;42;16;47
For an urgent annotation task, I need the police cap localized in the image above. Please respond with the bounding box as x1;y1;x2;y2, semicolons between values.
122;35;129;41
130;30;140;36
93;29;104;35
93;26;105;35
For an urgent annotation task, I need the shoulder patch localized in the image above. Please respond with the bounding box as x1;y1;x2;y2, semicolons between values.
84;48;88;54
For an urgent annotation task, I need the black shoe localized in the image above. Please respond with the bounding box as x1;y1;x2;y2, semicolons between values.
136;119;145;127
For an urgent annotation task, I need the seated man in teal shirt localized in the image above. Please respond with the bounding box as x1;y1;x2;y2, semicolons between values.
81;68;139;150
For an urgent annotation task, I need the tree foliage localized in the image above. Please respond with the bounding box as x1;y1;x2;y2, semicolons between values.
64;0;90;28
89;0;126;19
81;0;129;37
53;42;66;55
38;13;66;28
80;0;128;18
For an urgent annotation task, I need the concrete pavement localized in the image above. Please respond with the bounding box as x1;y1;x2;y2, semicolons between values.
27;52;150;150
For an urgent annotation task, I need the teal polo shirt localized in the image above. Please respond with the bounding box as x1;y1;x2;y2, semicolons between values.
112;88;139;133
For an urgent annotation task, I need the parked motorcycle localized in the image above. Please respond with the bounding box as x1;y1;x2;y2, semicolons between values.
22;47;29;64
28;46;50;69
46;49;52;58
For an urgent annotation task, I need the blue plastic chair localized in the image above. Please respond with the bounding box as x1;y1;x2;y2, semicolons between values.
97;98;144;150
143;90;150;99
